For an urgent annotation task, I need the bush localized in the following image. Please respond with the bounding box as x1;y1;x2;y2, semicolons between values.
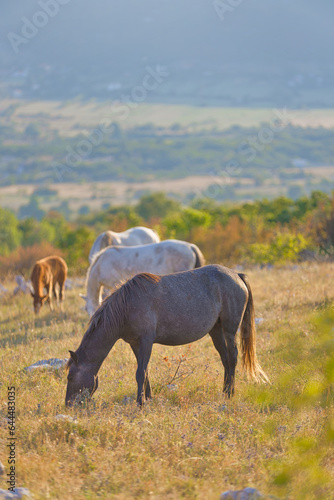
269;306;334;497
18;197;45;220
247;232;311;265
58;226;96;273
0;242;63;279
0;207;21;255
163;207;212;240
19;218;57;247
33;186;57;197
136;192;180;220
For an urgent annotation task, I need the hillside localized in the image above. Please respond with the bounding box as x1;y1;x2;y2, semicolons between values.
1;100;334;209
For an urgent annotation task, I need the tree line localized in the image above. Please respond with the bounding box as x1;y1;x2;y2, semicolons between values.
1;124;334;189
0;190;333;277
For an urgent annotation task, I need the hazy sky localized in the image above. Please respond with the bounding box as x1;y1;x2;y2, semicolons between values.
2;0;333;71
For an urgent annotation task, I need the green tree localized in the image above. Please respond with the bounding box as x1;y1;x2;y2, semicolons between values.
58;226;95;269
288;184;304;200
19;217;56;247
164;207;212;239
53;200;72;219
0;207;21;255
24;123;41;139
18;197;45;221
136;193;181;221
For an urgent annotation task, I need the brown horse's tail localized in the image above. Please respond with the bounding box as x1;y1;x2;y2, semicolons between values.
190;244;206;268
238;273;269;383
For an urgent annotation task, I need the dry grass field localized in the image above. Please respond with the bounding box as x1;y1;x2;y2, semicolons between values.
0;263;333;499
3;99;334;136
0;177;253;213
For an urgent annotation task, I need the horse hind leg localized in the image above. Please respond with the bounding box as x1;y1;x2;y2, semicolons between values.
53;283;59;304
209;319;238;398
58;275;66;311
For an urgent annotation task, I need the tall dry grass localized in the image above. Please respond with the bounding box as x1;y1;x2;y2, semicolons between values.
0;263;333;499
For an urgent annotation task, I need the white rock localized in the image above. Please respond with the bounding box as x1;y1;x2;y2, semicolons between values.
0;284;9;296
24;358;68;372
0;488;33;499
55;415;77;423
220;487;263;500
13;276;33;295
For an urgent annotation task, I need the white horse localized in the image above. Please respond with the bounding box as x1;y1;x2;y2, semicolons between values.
82;240;205;316
88;227;160;264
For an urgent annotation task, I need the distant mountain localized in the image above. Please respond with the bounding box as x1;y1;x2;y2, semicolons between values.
1;0;334;106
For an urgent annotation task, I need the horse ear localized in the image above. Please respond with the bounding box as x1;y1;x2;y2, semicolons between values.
79;294;87;301
69;350;78;365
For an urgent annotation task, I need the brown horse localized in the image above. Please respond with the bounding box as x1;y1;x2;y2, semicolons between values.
65;264;269;406
30;256;68;314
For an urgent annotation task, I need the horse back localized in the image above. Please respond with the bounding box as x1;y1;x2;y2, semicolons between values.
46;256;68;282
33;256;67;284
125;266;245;334
31;261;51;297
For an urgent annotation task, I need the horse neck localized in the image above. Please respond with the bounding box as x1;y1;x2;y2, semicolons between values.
86;261;102;315
109;231;121;245
33;266;46;298
81;320;120;371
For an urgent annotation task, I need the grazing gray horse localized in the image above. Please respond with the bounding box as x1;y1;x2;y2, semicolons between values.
88;227;160;264
83;239;205;316
66;265;268;406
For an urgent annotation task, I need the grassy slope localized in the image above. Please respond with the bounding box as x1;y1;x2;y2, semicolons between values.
3;99;334;136
0;176;281;213
0;263;333;499
1;99;334;210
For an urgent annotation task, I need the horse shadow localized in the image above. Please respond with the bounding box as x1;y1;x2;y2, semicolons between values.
0;312;25;327
0;330;30;348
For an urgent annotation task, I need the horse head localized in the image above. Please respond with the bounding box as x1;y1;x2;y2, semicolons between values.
31;292;48;314
79;293;96;317
65;350;99;406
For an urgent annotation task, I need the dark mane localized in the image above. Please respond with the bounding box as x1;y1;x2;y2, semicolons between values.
84;273;161;340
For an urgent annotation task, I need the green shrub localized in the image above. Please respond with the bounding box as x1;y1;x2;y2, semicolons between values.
247;232;311;265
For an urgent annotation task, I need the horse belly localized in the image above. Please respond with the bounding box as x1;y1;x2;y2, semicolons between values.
155;302;219;346
155;327;209;346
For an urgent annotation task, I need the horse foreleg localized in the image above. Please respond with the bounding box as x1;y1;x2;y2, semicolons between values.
209;321;238;398
135;338;153;406
130;343;152;401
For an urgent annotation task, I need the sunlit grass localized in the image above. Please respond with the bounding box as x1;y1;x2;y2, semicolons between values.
0;263;333;499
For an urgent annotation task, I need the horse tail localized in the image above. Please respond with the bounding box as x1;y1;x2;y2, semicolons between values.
238;273;269;383
190;244;206;268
